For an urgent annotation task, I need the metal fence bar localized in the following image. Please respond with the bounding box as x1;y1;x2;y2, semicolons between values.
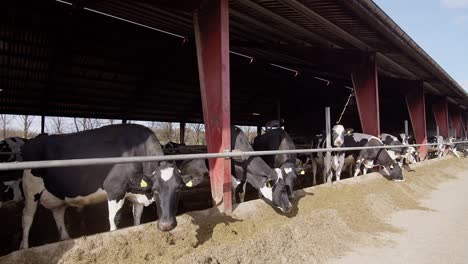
325;107;332;183
0;141;466;172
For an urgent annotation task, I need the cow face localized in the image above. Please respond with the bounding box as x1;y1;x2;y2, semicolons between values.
280;165;298;200
331;125;348;147
404;147;417;164
259;169;292;213
152;161;199;231
384;162;404;182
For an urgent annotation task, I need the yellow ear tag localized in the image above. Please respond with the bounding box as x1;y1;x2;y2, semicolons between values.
140;179;148;188
300;170;305;175
186;180;193;188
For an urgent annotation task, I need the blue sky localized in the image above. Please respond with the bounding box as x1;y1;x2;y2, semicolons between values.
373;0;468;91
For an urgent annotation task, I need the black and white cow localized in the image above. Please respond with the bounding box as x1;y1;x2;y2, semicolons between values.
380;133;417;167
444;137;461;158
19;124;201;249
454;137;468;157
252;128;304;200
0;137;26;162
231;126;291;213
310;125;349;185
164;142;210;186
0;137;27;207
427;136;445;158
344;132;404;181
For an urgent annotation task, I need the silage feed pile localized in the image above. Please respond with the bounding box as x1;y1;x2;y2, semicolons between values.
2;157;466;264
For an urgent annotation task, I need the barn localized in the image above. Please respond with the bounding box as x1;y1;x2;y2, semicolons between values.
0;0;467;261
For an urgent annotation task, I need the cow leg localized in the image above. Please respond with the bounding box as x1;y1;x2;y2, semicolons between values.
107;198;125;231
353;160;362;177
335;154;345;182
103;164;135;231
132;203;144;226
20;195;37;249
311;157;317;186
51;206;70;240
240;181;247;202
20;170;44;249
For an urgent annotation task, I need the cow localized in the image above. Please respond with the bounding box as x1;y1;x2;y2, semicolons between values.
344;132;404;181
0;179;23;208
0;137;26;162
444;137;461;158
19;124;202;249
380;133;417;167
427;136;445;158
164;141;186;150
252;128;304;200
231;126;291;213
455;137;468;157
310;125;349;185
0;137;27;207
164;143;210;186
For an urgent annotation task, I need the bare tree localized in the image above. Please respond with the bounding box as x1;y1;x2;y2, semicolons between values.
157;122;175;143
16;115;34;138
50;117;68;134
190;123;205;145
73;118;105;131
0;114;11;139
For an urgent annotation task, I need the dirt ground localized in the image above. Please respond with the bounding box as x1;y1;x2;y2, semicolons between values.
1;156;467;264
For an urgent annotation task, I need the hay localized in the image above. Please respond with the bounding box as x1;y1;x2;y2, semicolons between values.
1;157;466;264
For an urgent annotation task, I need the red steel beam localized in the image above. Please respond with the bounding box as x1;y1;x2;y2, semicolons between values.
193;0;232;213
432;98;449;138
449;109;463;138
405;82;427;160
351;53;380;136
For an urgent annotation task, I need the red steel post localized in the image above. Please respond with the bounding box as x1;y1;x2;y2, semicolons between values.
404;83;427;160
432;98;449;138
193;0;232;213
351;53;380;136
450;109;463;138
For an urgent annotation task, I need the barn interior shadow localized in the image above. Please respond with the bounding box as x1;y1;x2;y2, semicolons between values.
187;209;243;248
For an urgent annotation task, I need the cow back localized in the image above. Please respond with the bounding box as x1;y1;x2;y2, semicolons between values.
253;128;296;168
22;124;163;199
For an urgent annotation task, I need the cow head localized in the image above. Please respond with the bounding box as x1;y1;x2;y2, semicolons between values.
403;147;417;164
331;125;345;147
259;168;292;213
151;161;200;231
383;162;404;182
179;159;210;183
278;163;298;200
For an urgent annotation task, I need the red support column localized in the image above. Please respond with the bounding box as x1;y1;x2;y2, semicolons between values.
193;0;232;213
404;83;427;160
351;53;380;136
450;110;463;138
432;98;449;137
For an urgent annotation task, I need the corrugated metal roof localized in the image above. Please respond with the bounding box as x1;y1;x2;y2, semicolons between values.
0;0;466;126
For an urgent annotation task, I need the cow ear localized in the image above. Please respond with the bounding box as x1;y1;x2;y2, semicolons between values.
180;174;202;188
296;168;306;176
344;128;354;134
265;179;275;188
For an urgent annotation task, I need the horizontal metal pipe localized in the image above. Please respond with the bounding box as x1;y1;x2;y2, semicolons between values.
0;141;466;172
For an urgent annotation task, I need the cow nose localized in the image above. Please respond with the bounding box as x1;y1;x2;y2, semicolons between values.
158;220;176;231
279;202;292;213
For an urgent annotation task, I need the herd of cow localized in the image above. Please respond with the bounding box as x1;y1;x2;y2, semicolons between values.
0;123;466;251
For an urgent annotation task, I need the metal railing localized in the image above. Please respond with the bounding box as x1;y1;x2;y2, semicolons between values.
0;141;465;172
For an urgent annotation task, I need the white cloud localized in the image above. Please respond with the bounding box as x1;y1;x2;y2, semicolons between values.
442;0;468;8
